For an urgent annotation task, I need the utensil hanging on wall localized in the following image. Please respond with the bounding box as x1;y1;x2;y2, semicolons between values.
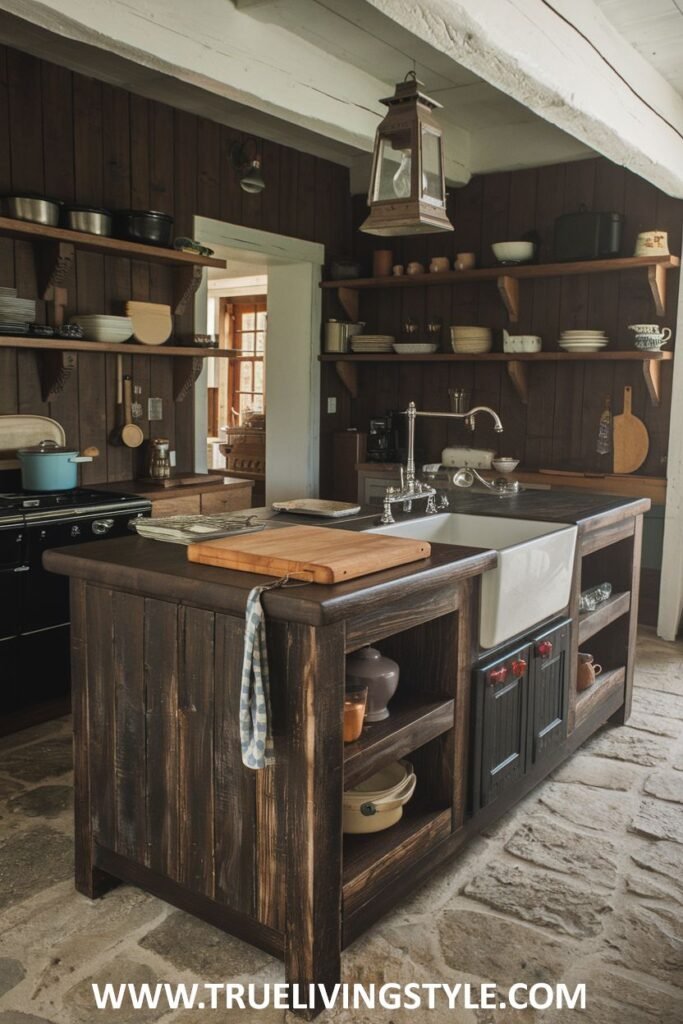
613;386;649;474
121;373;144;448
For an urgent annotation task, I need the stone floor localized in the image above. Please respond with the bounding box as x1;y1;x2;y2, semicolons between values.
0;628;681;1024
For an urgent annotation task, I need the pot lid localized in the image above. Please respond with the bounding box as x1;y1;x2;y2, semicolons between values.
18;439;77;454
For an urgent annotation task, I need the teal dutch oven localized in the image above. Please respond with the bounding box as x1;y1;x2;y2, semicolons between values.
17;440;94;491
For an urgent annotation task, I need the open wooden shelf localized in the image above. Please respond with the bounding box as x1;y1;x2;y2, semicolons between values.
342;802;451;905
344;698;454;789
575;666;626;722
578;592;631;644
321;254;680;322
0;215;225;268
321;350;673;405
0;336;228;357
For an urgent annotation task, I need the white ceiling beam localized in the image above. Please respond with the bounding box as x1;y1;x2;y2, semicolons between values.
0;0;472;183
364;0;683;197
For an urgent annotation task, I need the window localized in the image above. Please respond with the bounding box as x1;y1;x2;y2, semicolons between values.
227;298;266;424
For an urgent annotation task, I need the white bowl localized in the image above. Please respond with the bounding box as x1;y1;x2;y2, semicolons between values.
393;343;438;354
450;326;492;337
492;457;519;473
492;241;535;264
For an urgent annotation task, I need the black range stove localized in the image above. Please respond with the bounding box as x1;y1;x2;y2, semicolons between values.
0;479;151;733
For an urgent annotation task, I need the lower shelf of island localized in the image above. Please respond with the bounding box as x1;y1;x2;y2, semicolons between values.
578;591;631;644
575;666;626;724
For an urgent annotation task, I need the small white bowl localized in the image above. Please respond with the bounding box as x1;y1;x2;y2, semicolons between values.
492;457;519;473
492;241;534;264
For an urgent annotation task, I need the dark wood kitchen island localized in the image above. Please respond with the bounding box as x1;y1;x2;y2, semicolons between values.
44;488;647;1016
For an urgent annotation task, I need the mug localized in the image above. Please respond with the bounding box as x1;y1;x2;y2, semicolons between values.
454;252;476;270
628;323;662;334
392;264;404;276
634;230;669;256
373;250;393;277
502;330;542;353
406;261;425;275
429;256;450;273
635;332;671;351
577;652;602;692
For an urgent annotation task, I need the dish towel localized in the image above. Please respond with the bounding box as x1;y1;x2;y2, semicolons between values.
240;585;275;770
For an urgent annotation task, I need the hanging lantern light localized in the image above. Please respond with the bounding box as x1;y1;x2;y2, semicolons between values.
361;71;453;237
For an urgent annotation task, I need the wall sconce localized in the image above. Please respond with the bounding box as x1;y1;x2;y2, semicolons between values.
231;139;266;194
361;71;453;236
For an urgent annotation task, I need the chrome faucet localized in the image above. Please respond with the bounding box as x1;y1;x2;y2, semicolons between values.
380;400;504;524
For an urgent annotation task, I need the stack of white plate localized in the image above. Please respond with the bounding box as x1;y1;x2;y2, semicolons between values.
559;330;609;353
450;326;492;354
71;314;134;343
351;334;394;353
0;294;36;333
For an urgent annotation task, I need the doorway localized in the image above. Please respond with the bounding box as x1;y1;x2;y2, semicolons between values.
193;218;324;505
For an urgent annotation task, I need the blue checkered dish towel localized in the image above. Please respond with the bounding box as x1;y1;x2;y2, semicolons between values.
240;585;276;770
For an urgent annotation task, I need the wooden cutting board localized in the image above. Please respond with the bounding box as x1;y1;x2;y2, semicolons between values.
187;524;431;583
613;386;649;474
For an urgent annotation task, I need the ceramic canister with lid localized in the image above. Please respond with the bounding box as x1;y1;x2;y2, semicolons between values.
345;645;399;722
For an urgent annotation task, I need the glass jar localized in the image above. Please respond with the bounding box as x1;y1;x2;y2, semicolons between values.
148;438;171;481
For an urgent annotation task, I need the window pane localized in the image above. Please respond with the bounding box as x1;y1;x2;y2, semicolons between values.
372;130;413;202
242;312;255;330
241;332;255;352
252;394;264;413
420;127;444;205
256;311;267;330
255;332;265;353
254;361;263;392
240;362;253;391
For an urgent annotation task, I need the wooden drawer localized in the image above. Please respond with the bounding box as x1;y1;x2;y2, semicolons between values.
200;486;253;515
150;495;201;518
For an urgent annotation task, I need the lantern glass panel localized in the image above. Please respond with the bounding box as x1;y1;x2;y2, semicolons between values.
420;126;444;206
372;128;414;202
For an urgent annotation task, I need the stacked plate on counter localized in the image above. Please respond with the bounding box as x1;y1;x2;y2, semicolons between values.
450;326;492;354
559;330;609;353
0;290;37;335
351;334;394;353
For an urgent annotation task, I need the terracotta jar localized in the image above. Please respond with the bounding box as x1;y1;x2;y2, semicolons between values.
373;249;393;277
346;646;399;721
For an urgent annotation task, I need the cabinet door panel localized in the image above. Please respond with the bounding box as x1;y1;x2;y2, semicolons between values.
530;619;570;765
475;645;531;810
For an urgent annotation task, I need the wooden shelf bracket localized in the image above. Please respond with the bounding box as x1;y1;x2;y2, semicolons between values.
497;275;519;322
39;349;78;402
334;360;358;398
173;355;204;402
174;265;204;316
36;241;75;300
642;356;662;406
506;360;528;404
647;263;667;316
337;286;359;322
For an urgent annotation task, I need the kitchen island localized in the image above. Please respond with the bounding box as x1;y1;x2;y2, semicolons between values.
44;488;648;1017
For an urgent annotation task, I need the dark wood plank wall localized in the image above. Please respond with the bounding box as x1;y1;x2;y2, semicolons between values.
0;45;350;482
320;158;682;490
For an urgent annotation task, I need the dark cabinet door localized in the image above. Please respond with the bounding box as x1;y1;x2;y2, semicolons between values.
475;644;531;810
529;618;570;765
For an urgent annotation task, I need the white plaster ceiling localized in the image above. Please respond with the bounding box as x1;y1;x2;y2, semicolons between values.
595;0;683;95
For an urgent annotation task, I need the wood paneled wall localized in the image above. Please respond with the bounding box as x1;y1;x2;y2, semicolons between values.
0;45;350;483
320;158;681;490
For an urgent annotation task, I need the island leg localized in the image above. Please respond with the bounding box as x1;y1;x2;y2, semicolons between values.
71;581;120;899
285;621;345;1019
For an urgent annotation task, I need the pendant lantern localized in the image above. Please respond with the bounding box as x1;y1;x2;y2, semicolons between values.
360;71;453;236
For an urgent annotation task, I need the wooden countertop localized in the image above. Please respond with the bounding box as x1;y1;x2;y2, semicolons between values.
94;475;254;501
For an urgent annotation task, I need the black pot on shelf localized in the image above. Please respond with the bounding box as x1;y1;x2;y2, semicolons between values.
113;209;174;247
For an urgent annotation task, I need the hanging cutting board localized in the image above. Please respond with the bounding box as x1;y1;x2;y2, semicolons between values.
613;386;649;474
187;524;431;583
0;414;65;468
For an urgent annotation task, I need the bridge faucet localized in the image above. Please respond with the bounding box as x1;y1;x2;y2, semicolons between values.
380;400;504;524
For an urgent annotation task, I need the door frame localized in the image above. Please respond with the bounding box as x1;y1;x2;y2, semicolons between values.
193;217;324;500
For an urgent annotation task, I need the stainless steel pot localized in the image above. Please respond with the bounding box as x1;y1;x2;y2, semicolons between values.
5;196;61;226
324;319;365;353
65;206;112;236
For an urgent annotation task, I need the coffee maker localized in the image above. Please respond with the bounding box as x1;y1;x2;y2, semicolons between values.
367;411;408;463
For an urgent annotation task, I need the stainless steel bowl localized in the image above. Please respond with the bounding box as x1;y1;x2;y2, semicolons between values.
64;207;112;236
5;196;61;226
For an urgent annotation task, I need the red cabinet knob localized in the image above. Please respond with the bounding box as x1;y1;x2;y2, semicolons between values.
489;666;508;685
511;658;528;677
537;640;553;658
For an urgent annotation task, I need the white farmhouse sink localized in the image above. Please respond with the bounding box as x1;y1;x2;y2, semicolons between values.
369;513;577;649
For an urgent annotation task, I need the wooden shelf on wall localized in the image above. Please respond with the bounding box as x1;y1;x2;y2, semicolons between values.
320;350;673;406
321;254;680;322
0;336;229;403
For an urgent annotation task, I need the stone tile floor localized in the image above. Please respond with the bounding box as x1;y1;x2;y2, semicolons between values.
0;628;681;1023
